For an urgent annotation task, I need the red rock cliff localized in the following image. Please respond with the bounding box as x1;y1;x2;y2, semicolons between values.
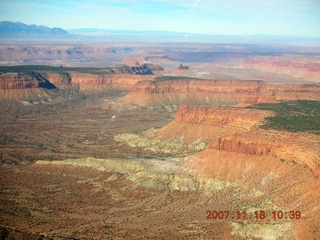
217;137;275;155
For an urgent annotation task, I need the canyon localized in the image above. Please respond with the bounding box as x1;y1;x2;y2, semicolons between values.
0;42;319;239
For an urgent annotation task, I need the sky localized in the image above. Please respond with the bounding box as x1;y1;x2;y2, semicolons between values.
0;0;320;37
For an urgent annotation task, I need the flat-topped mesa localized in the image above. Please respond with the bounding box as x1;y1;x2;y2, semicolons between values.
155;105;272;146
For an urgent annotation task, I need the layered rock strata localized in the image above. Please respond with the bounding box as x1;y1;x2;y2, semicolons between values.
123;79;320;106
122;79;276;106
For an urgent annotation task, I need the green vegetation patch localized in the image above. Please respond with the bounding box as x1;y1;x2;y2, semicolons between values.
247;100;320;135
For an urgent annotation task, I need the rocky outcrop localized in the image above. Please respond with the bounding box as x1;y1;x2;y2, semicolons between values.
177;64;189;70
130;64;153;75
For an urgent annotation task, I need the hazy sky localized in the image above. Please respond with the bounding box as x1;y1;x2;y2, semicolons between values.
1;0;320;37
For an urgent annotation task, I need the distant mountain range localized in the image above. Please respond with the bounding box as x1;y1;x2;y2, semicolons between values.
0;21;70;38
1;21;320;44
69;28;320;44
